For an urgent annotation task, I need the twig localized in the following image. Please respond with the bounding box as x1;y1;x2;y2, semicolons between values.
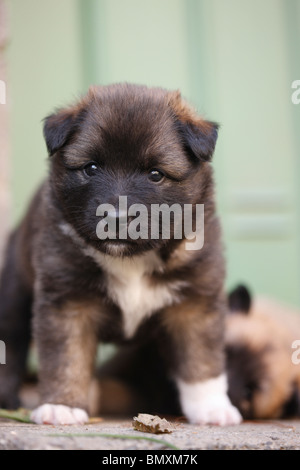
47;432;180;450
0;408;32;423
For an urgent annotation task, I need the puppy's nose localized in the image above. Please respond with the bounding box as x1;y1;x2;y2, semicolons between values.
105;210;128;225
105;210;133;239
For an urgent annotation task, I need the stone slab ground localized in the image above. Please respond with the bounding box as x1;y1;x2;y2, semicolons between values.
0;418;299;450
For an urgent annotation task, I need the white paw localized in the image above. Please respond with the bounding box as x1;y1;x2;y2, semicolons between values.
30;403;89;425
177;374;242;426
183;394;242;426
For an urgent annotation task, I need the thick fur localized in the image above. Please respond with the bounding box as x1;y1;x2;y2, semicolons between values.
0;83;239;424
226;285;300;419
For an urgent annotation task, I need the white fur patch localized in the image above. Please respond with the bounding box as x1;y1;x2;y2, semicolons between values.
59;223;185;338
176;374;242;426
30;404;88;425
87;250;184;338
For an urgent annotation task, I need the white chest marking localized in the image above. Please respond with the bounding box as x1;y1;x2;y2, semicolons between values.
90;250;183;338
58;223;184;338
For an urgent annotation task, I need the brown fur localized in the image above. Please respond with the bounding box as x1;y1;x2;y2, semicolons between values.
34;300;100;408
161;299;225;382
0;83;225;417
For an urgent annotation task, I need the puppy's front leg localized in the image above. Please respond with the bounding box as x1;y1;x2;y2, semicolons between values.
31;298;99;425
162;299;242;426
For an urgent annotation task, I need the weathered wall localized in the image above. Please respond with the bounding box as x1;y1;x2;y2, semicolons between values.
0;0;10;267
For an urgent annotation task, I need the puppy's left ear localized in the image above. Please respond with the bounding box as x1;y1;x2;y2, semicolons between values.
178;120;219;162
168;91;219;162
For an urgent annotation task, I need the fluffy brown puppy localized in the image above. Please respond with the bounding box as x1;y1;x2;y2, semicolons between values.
0;83;241;425
226;285;300;419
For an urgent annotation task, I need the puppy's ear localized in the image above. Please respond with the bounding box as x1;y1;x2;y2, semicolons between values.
168;91;219;162
43;107;84;156
228;285;252;315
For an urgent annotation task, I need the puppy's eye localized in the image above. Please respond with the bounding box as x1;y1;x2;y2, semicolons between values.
148;169;165;183
83;162;99;177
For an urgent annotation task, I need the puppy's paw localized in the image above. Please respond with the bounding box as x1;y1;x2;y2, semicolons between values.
30;404;89;425
177;374;242;426
183;394;242;426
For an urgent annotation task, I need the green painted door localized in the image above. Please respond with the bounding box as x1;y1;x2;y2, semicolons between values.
7;0;300;307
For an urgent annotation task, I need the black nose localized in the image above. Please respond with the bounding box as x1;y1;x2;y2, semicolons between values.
105;210;128;224
104;210;134;238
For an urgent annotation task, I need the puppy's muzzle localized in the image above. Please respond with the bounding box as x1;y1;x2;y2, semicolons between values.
104;210;134;239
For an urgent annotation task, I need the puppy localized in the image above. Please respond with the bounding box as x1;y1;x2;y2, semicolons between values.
226;285;300;419
0;83;241;425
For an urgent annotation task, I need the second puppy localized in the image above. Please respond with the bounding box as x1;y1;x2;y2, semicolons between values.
226;285;300;419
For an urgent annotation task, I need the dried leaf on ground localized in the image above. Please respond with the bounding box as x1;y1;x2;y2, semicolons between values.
132;413;175;434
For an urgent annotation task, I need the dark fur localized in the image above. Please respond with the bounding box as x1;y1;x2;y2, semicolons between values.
226;342;270;419
0;83;225;414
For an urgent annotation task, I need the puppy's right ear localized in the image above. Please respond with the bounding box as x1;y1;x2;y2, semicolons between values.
43;108;83;156
228;284;252;314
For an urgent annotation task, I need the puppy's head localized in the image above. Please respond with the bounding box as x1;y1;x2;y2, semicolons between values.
44;83;219;256
226;285;300;419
